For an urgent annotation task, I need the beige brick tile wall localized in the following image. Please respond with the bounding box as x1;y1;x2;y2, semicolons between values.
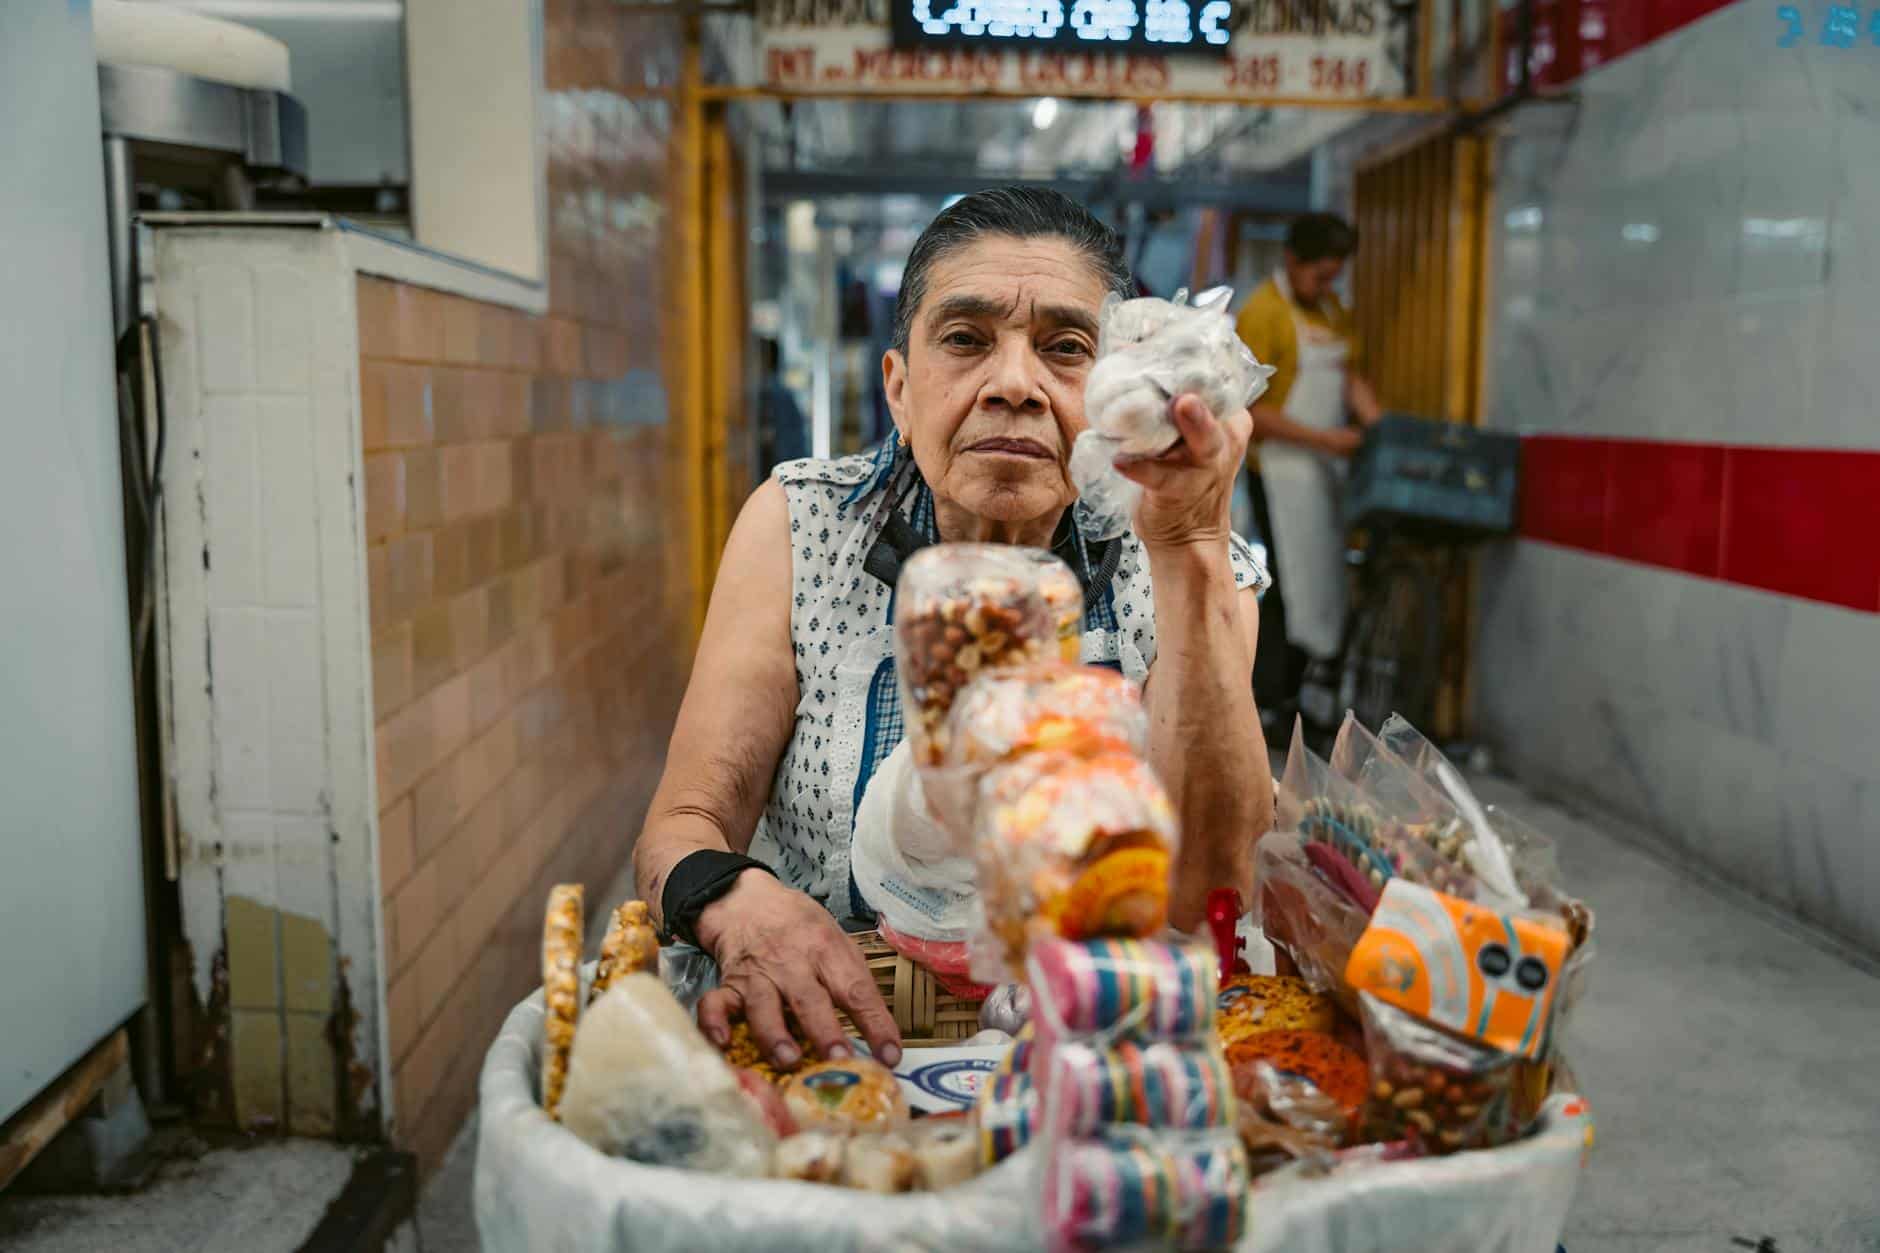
359;272;687;1174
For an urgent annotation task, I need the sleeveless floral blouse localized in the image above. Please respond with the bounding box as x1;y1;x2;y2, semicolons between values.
748;433;1269;920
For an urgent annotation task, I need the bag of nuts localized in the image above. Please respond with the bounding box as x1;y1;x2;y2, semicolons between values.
892;544;1059;768
1355;993;1521;1156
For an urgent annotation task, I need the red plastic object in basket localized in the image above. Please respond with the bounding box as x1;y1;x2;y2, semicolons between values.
1206;888;1251;980
875;919;995;999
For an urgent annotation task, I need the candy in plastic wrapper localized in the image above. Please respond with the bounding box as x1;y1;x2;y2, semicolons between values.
1040;1037;1235;1139
975;751;1178;974
994;1022;1036;1077
1027;936;1218;1048
1357;992;1520;1155
1214;973;1339;1047
926;664;1145;837
976;1069;1038;1164
1072;287;1275;541
1042;1130;1251;1253
839;1130;918;1193
771;1129;846;1182
980;981;1034;1037
893;544;1056;766
1224;1030;1367;1122
945;664;1146;768
910;1118;983;1190
782;1057;911;1133
1253;830;1372;1015
558;973;775;1175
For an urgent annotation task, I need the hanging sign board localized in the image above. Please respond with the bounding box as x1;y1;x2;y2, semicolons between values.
757;0;1408;99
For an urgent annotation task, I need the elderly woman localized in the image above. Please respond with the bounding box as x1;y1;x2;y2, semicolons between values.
635;188;1271;1070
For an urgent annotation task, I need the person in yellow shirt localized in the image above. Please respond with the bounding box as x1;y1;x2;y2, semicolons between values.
1235;213;1384;709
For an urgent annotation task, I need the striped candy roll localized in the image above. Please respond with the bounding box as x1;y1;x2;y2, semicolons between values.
1043;1137;1176;1253
1042;1038;1235;1138
994;1023;1036;1078
1027;937;1218;1045
1175;1137;1251;1249
1042;1133;1249;1253
976;1070;1038;1165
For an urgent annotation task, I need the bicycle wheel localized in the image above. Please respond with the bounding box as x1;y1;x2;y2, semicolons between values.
1339;557;1444;732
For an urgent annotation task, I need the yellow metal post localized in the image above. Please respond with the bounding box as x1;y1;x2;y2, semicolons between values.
675;15;712;643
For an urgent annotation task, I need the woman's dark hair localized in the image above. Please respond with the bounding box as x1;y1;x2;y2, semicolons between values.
1285;212;1359;263
891;187;1133;354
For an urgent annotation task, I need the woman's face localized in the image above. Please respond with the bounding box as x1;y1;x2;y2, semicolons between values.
883;235;1108;528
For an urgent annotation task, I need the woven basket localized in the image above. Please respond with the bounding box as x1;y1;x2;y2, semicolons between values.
849;931;984;1047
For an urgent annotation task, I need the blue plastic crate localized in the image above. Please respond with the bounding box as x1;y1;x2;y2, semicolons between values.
1345;414;1521;540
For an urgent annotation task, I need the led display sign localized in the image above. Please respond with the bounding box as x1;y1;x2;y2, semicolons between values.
890;0;1236;57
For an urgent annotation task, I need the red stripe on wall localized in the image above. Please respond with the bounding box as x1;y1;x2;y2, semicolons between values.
1519;436;1880;614
1500;0;1740;92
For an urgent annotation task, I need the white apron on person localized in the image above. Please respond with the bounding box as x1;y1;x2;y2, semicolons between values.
1257;271;1352;661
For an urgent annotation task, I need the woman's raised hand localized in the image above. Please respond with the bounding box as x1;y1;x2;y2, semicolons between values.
1115;393;1254;551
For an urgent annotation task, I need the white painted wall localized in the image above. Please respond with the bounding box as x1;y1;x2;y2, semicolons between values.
1473;3;1880;957
404;0;545;282
0;0;150;1122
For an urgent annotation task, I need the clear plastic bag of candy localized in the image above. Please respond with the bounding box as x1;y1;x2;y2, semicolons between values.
1071;286;1276;542
1252;831;1372;1016
1023;547;1086;662
971;750;1180;980
1276;717;1464;908
923;663;1149;838
1356;992;1521;1156
893;544;1061;766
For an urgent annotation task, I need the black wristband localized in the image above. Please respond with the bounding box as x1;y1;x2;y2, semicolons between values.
661;850;775;949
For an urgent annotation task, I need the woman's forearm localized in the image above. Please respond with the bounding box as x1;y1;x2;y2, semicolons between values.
1142;542;1271;929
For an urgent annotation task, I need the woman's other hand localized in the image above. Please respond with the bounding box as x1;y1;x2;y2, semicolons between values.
1317;426;1363;458
693;871;903;1070
1116;393;1253;550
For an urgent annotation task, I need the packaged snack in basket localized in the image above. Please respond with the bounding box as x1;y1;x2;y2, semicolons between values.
975;751;1179;975
1023;548;1086;662
1345;877;1571;1060
540;884;584;1120
1278;718;1466;897
1252;832;1371;1013
979;982;1034;1037
945;664;1146;769
1041;1128;1251;1253
894;545;1057;766
1356;992;1520;1155
1214;973;1339;1047
977;1069;1038;1164
1039;1037;1235;1139
1232;1058;1350;1175
839;1129;919;1193
781;1057;911;1133
559;973;776;1175
1222;1030;1368;1122
772;1128;847;1182
925;664;1146;839
1027;936;1218;1052
909;1118;983;1190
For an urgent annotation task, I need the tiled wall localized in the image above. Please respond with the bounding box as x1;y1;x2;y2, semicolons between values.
1474;1;1880;956
363;0;697;1172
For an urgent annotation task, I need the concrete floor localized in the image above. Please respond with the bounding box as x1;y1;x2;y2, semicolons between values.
0;1135;360;1252
8;771;1878;1251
